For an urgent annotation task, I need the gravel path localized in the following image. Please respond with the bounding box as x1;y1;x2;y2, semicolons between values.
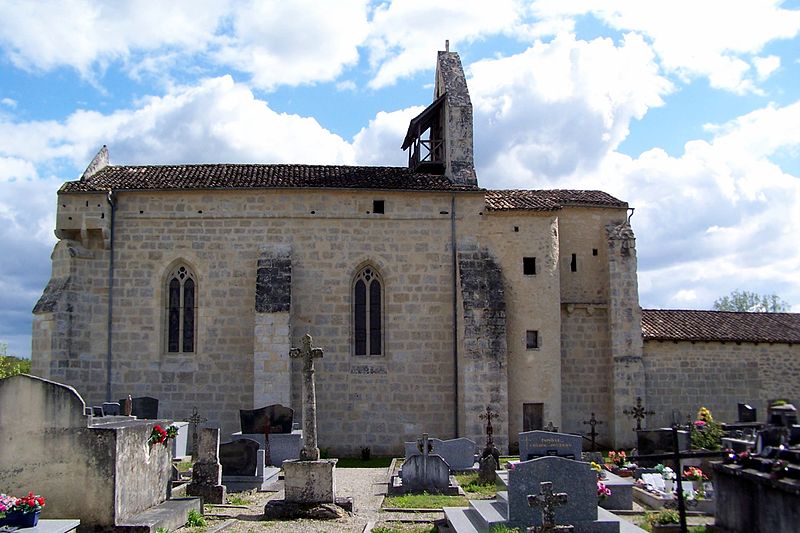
206;467;394;533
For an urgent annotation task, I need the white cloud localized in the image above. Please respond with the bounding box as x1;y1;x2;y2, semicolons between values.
531;0;800;93
352;106;424;166
753;55;781;80
470;32;673;183
213;0;369;90
0;98;16;108
0;0;227;77
365;0;527;88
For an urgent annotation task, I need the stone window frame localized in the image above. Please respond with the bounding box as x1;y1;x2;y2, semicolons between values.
351;264;384;357
162;261;199;354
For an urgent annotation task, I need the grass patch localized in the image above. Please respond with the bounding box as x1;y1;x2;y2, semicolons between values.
226;494;252;506
499;456;519;468
175;460;193;473
383;493;469;509
186;509;206;528
488;526;521;533
334;456;395;468
454;473;496;499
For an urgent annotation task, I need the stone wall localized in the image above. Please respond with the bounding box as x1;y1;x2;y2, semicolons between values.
560;306;613;442
643;340;800;427
35;188;478;455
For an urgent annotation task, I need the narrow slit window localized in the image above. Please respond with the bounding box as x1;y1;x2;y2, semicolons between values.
165;265;197;353
353;266;383;356
523;257;536;275
372;200;385;214
570;253;577;272
526;330;539;350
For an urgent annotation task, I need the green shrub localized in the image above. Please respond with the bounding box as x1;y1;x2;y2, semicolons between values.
186;509;206;527
646;509;680;525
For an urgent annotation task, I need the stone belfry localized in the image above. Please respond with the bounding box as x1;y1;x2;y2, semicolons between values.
403;43;478;187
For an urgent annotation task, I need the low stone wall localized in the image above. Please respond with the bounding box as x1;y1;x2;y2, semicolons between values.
713;461;800;533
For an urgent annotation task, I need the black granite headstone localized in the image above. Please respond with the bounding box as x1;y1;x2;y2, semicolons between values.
219;438;260;476
119;396;159;419
239;404;294;434
92;406;104;417
103;402;121;416
737;403;757;423
636;428;690;456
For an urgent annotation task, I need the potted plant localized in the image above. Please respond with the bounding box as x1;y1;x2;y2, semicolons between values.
608;450;632;475
691;407;725;451
645;509;681;532
597;480;612;502
0;493;16;526
5;492;45;528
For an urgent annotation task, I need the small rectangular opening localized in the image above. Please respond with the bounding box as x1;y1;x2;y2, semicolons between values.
514;226;519;232
523;403;544;432
592;248;598;256
372;200;385;214
523;257;536;275
570;253;577;272
526;330;539;349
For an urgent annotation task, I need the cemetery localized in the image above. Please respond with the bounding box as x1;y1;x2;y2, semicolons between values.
4;357;800;531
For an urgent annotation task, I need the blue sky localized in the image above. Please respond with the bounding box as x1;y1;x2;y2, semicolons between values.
1;1;800;358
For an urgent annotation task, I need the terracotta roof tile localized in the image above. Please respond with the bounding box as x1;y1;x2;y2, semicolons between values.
60;164;480;193
485;189;627;211
642;309;800;344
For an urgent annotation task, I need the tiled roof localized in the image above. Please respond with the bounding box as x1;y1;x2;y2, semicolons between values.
485;189;627;211
642;309;800;344
59;164;480;193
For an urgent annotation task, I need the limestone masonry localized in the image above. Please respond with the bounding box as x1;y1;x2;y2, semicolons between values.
31;50;800;453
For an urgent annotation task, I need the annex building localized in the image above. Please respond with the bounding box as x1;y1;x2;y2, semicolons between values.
30;50;800;454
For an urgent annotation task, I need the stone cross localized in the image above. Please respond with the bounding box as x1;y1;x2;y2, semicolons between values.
544;421;558;432
183;406;208;461
417;432;432;484
582;412;603;451
289;334;324;461
624;396;655;431
528;481;569;532
263;419;272;466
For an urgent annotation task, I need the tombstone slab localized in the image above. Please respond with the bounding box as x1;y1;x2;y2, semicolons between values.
404;436;478;471
400;453;452;493
187;428;226;504
518;431;582;461
239;404;294;434
220;438;260;477
283;459;338;503
119;396;159;419
636;428;689;458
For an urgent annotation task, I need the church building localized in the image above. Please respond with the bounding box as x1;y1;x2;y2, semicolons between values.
31;50;800;454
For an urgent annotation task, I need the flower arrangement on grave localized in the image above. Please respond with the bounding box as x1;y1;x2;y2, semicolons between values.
148;424;179;446
690;406;725;451
607;450;627;467
590;461;603;476
683;466;707;481
655;464;676;481
646;509;679;526
0;493;15;519
596;480;612;501
13;492;45;515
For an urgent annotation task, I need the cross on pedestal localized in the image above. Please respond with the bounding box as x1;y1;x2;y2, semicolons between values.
289;334;324;461
623;396;655;431
528;481;569;532
183;406;208;461
582;412;603;452
478;405;497;449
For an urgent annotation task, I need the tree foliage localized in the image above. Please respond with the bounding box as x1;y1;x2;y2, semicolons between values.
0;343;31;379
712;289;790;313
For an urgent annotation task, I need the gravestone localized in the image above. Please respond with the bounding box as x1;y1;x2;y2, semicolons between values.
507;456;617;531
737;403;757;423
478;454;498;485
403;437;477;470
528;481;573;532
220;438;260;476
240;404;294;434
400;448;452;493
92;406;104;417
519;431;582;461
119;396;159;419
102;402;121;416
637;428;690;456
187;428;227;504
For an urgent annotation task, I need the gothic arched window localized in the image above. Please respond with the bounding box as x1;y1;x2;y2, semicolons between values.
353;266;382;356
166;264;197;353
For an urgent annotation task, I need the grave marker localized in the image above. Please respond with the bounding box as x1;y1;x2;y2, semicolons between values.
518;431;582;461
623;396;654;431
528;481;570;532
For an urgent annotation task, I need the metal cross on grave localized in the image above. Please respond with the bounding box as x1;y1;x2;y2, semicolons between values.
289;333;324;461
582;412;603;452
623;396;655;431
183;406;208;461
544;421;558;432
528;481;569;532
478;405;497;449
